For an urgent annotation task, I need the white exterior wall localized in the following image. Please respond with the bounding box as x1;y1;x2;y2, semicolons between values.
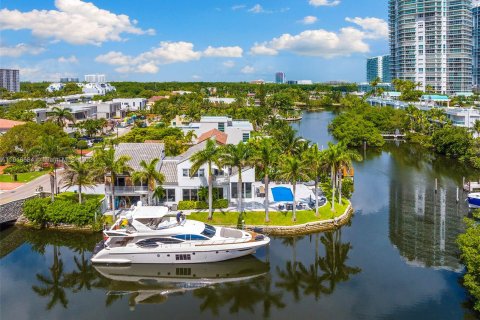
112;98;147;111
224;126;250;144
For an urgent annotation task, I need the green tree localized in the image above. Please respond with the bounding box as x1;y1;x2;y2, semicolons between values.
48;107;75;127
251;138;280;222
190;139;223;220
131;158;165;205
93;148;132;211
60;158;96;203
221;142;252;213
303;144;328;216
277;156;309;221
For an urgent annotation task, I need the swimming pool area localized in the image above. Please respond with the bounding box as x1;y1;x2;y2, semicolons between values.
271;186;294;202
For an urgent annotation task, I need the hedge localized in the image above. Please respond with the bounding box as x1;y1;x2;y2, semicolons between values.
23;197;102;227
178;199;228;210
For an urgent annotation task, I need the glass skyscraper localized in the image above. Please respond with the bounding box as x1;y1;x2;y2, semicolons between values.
473;1;480;91
389;0;473;94
275;72;286;84
367;55;391;83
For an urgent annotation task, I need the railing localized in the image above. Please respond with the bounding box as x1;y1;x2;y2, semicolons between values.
105;186;149;194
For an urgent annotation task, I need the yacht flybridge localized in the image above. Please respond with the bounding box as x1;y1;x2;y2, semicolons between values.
91;204;270;264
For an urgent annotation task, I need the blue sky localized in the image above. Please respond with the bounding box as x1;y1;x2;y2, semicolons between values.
0;0;389;83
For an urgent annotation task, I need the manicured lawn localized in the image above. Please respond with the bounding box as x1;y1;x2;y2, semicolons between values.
56;192;105;203
0;171;47;183
188;200;350;226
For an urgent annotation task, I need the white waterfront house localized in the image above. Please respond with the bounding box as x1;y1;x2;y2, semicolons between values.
105;142;256;210
173;116;253;145
82;82;116;95
112;98;147;112
207;97;236;105
444;108;480;130
46;83;65;93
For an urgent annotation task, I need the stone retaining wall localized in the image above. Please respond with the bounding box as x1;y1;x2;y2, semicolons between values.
0;196;36;224
246;204;354;236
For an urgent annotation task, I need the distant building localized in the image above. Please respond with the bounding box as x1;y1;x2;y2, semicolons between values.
46;83;65;92
60;77;79;83
207;97;236;105
0;69;20;92
275;72;286;84
82;82;116;95
84;74;106;83
112;98;147;111
389;0;472;94
0;118;25;135
366;55;391;83
358;82;394;93
473;1;480;91
296;80;313;85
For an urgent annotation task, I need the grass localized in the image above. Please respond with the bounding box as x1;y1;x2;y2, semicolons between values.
56;192;105;203
0;171;47;183
188;200;350;226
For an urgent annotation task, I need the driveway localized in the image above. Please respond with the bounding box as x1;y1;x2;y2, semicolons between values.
0;172;55;205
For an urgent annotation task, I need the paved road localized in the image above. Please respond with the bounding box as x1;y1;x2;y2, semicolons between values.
0;172;60;205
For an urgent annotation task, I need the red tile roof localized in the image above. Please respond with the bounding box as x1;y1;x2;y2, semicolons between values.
148;96;168;103
0;119;26;130
197;129;228;145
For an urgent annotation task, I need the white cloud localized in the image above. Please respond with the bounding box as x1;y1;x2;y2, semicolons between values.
192;75;201;80
248;4;264;13
345;17;388;39
0;0;155;45
232;5;246;10
300;16;318;25
95;51;131;66
0;43;45;57
223;60;236;68
203;46;243;58
57;55;78;63
309;0;341;6
249;27;370;58
241;66;255;74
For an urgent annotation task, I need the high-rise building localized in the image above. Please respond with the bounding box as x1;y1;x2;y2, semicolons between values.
60;77;79;83
473;1;480;90
275;72;286;84
0;69;20;92
366;55;391;83
85;74;106;83
389;0;473;94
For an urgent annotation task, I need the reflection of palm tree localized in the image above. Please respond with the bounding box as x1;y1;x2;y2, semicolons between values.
32;246;70;310
194;286;225;316
258;275;285;318
299;234;330;300
318;231;361;293
68;250;97;292
276;261;304;302
222;282;265;314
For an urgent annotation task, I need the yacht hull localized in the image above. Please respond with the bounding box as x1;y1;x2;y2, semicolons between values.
91;239;269;264
467;193;480;209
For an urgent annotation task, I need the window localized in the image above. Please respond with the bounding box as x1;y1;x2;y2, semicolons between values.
183;189;199;201
218;122;225;132
199;169;205;177
175;254;191;261
201;224;217;238
160;189;176;202
183;169;189;177
176;268;192;276
242;133;250;142
173;234;209;241
231;182;253;199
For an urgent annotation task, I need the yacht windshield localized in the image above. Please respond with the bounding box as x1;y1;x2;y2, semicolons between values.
201;224;216;238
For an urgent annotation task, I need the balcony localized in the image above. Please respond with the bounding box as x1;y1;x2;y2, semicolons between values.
105;186;149;194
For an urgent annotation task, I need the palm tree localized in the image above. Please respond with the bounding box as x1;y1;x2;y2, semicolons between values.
152;186;165;205
251;138;279;222
280;128;303;156
221;142;252;213
190;139;223;220
324;142;362;212
277;156;309;222
30;136;72;202
93;148;132;211
303;144;327;217
473;119;480;138
60;158;96;203
131;158;165;205
48;106;75;127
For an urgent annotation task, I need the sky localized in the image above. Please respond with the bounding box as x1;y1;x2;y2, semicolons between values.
0;0;390;83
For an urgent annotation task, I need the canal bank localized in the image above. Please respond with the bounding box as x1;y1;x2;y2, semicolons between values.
1;110;479;319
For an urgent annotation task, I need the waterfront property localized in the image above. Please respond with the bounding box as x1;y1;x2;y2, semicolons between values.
112;98;147;111
173;116;253;145
0;118;25;135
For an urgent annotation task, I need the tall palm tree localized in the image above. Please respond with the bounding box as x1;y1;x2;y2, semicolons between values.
473;119;480;138
324;142;362;212
190;139;223;220
93;148;132;211
251;138;279;222
280;128;303;156
221;142;252;213
303;144;328;216
48;107;75;127
131;158;165;205
277;156;309;222
60;157;96;204
30;135;72;202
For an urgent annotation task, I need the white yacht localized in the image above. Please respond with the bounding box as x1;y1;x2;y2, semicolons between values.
91;205;270;264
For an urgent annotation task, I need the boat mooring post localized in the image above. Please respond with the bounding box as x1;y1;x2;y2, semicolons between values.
435;178;438;193
456;187;459;203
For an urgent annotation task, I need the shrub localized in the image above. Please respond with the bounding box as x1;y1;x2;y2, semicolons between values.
178;199;228;210
23;198;50;227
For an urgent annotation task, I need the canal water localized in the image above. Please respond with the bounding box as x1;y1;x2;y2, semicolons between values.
1;111;478;319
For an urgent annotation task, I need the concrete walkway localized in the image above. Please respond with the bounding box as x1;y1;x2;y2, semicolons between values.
0;172;59;205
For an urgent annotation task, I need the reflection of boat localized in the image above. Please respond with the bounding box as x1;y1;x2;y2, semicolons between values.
467;192;480;208
92;205;270;264
93;256;268;307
